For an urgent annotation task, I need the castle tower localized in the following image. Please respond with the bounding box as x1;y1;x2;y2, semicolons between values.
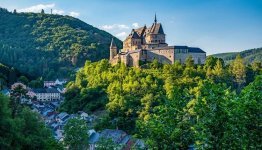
145;14;167;48
110;38;117;60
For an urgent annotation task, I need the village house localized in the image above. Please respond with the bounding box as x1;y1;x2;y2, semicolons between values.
109;15;206;67
33;88;61;101
11;82;26;90
0;88;10;97
88;129;145;150
44;79;67;88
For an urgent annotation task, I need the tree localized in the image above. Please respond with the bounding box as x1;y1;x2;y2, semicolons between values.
10;85;27;118
8;67;16;86
13;108;62;149
237;75;262;149
0;94;61;149
185;55;194;68
41;9;45;14
213;59;224;76
64;118;89;150
230;54;246;91
204;56;219;70
96;137;122;150
186;81;238;149
0;94;13;149
18;76;29;85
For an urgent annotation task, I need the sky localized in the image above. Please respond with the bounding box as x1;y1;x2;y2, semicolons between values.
0;0;262;55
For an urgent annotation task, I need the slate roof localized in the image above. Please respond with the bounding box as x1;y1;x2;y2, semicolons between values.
135;25;147;37
57;112;69;120
33;88;60;93
89;132;100;144
175;46;206;53
188;47;206;53
100;129;127;143
151;45;206;53
110;38;116;48
0;89;10;95
148;23;164;34
127;29;140;39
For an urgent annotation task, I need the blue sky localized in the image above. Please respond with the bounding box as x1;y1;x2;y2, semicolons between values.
1;0;262;55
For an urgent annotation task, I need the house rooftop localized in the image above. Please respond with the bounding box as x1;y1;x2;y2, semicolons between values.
33;88;60;93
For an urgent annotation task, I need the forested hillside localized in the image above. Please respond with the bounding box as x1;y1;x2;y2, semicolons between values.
60;56;261;149
0;8;122;79
212;47;262;64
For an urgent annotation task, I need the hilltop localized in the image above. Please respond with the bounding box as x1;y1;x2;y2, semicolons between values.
212;47;262;64
0;8;122;79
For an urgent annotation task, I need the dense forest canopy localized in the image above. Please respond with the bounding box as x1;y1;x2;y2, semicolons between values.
61;56;262;149
212;47;262;64
0;7;122;79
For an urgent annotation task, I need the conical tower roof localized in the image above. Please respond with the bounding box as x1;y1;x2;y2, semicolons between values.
110;38;117;48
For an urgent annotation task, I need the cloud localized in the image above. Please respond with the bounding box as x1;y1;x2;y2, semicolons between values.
132;23;139;28
18;3;55;13
69;11;80;17
100;24;129;30
17;3;78;17
53;9;64;15
116;32;128;39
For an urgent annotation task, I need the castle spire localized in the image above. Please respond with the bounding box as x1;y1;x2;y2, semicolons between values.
154;13;157;23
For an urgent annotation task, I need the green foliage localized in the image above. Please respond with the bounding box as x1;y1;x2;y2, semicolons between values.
0;8;122;79
62;56;261;149
17;76;29;85
212;47;262;64
230;55;246;91
237;75;262;149
95;137;122;150
0;63;25;88
0;94;61;149
10;85;28;118
64;118;89;150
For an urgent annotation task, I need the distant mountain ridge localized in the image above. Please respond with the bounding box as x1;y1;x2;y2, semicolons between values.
0;7;122;79
212;48;262;64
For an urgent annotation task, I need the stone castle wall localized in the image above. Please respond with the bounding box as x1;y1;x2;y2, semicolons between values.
175;52;206;64
145;48;175;64
126;52;140;67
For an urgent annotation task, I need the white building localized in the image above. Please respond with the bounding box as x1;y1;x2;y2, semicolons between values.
44;79;67;87
44;81;56;87
33;88;61;101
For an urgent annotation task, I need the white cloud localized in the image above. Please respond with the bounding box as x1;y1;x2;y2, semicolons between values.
69;11;80;17
116;32;128;39
18;3;55;13
132;23;139;28
53;9;64;15
17;3;78;17
100;24;129;30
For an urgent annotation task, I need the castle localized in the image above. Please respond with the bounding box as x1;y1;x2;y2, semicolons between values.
109;15;206;67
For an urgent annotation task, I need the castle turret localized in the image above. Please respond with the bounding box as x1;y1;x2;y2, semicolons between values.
110;38;117;60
